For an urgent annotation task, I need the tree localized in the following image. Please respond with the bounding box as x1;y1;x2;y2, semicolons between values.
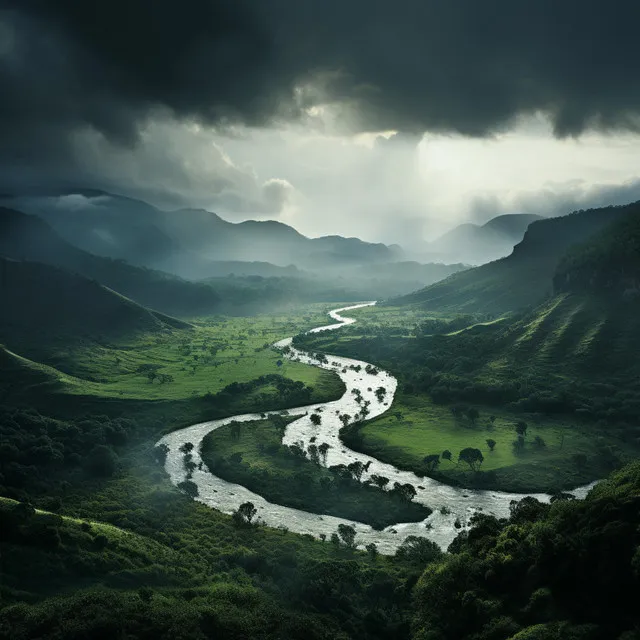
179;442;194;454
86;445;117;477
442;450;452;461
339;414;351;427
177;480;199;498
423;454;440;472
466;407;480;426
396;535;443;565
458;447;484;471
337;523;356;548
318;442;330;463
486;438;496;452
392;482;417;502
310;413;322;426
233;501;257;526
276;359;283;368
147;370;158;384
512;436;525;455
515;420;528;438
370;474;389;490
308;444;319;464
347;461;365;481
533;435;546;449
154;443;170;464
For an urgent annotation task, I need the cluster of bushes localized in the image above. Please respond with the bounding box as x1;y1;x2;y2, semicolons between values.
0;407;131;503
204;374;318;410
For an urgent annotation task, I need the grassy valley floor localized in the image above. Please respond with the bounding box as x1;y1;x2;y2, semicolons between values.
3;304;345;403
342;393;614;493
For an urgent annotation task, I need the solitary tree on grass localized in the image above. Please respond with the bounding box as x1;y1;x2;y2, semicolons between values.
458;447;484;471
423;454;440;472
515;420;528;438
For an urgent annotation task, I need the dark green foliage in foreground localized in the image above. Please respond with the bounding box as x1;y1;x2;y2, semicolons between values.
413;462;640;640
201;416;431;529
0;406;131;502
0;390;431;640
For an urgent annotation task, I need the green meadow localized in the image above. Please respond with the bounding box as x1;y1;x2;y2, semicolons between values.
350;393;605;492
26;305;345;402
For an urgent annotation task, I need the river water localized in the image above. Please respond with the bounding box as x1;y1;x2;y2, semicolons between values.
157;303;596;554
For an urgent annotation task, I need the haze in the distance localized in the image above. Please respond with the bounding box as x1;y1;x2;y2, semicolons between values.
4;1;640;251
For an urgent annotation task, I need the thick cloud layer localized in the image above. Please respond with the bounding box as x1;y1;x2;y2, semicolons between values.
3;0;640;226
4;1;640;151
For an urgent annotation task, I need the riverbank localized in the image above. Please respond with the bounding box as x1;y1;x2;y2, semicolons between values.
158;304;596;553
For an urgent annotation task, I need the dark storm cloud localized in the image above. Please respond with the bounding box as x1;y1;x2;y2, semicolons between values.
3;0;640;187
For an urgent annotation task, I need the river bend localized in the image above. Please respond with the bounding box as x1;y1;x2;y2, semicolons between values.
158;303;595;553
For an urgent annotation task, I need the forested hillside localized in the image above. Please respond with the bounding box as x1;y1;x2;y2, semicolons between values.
394;202;639;314
0;208;221;317
554;209;640;296
413;462;640;640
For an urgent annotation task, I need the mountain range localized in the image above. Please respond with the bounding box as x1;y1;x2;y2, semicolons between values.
2;191;404;279
0;208;221;318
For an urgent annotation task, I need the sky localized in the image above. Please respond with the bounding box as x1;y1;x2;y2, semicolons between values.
3;1;640;247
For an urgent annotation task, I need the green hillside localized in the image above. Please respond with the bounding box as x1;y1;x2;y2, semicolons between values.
0;207;221;317
413;462;640;640
554;207;640;296
0;258;183;345
394;201;639;314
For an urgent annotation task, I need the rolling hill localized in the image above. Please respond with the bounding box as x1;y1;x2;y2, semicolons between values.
3;191;405;278
0;257;188;355
394;202;639;314
0;207;221;317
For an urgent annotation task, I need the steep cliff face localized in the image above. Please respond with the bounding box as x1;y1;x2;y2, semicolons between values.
554;209;640;298
392;201;638;314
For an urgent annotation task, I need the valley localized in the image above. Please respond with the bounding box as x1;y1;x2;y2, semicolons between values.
2;195;640;640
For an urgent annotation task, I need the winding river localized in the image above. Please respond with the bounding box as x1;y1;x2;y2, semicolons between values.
158;303;596;554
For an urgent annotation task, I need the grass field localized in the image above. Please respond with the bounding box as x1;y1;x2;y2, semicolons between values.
349;393;615;492
16;304;345;402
